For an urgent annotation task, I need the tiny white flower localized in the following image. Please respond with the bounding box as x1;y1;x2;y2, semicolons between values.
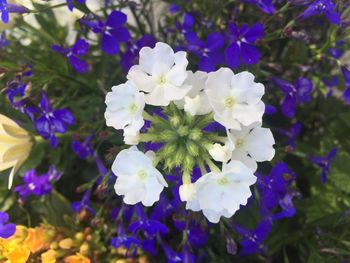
208;142;232;163
205;68;265;130
176;71;212;116
105;81;145;132
179;183;196;201
227;123;275;172
112;147;168;206
186;160;256;223
127;42;191;106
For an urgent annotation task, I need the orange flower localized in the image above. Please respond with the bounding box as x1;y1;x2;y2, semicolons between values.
64;253;91;263
5;247;31;263
41;249;57;263
24;227;48;253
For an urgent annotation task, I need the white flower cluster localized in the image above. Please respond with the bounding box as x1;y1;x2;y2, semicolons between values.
105;42;275;223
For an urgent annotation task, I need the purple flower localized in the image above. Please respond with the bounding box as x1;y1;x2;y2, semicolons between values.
236;218;273;255
0;211;16;239
272;77;313;118
0;0;27;23
277;122;303;151
121;34;156;72
80;11;131;55
257;163;296;214
14;166;62;202
184;32;225;72
310;147;337;183
322;75;338;98
4;79;38;121
225;23;264;69
298;0;341;25
52;39;90;74
272;190;298;220
176;13;195;36
66;0;85;11
0;32;9;48
243;0;276;14
35;92;75;148
110;235;140;250
71;190;96;216
341;66;350;105
72;135;94;159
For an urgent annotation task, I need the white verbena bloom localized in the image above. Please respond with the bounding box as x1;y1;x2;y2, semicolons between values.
179;183;196;202
186;160;256;223
112;147;168;206
205;68;265;130
176;71;212;116
227;123;275;172
105;81;145;133
123;121;142;145
208;142;232;163
127;42;191;106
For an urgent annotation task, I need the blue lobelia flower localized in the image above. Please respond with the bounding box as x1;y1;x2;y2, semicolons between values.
298;0;341;25
80;11;131;55
242;0;276;14
184;31;225;72
257;162;297;216
235;218;273;255
341;66;350;105
121;34;156;72
0;0;27;23
0;211;16;239
225;23;264;69
71;190;96;216
277;122;303;151
52;38;90;74
72;135;94;159
110;235;141;250
310;147;337;183
272;77;313;118
4;78;38;121
35;92;75;148
176;13;195;37
0;32;9;48
14;166;62;202
322;75;339;98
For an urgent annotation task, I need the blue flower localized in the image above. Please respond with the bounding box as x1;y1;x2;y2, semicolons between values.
341;66;350;105
236;218;273;255
110;235;140;250
243;0;276;14
80;11;131;55
184;32;225;72
272;77;313;118
66;0;85;11
121;34;156;72
0;32;9;48
277;122;303;151
225;23;264;69
0;211;16;239
0;0;28;23
71;190;96;216
72;135;94;159
298;0;341;25
14;166;62;202
322;75;339;98
176;13;195;36
310;147;337;183
35;92;75;148
52;39;90;74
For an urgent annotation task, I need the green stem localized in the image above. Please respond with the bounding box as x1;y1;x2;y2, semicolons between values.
205;158;221;173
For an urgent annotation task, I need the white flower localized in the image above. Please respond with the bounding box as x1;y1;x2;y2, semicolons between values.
112;147;168;206
127;42;191;106
227;123;275;172
186;160;256;223
208;142;232;163
105;81;145;134
179;183;196;201
176;71;212;116
205;68;265;130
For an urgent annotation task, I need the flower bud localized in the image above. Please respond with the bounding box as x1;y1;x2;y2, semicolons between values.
59;238;73;249
186;141;199;157
179;183;196;201
170;115;181;127
80;242;89;255
189;128;202;141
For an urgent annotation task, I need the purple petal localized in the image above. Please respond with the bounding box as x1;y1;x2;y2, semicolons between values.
72;38;89;55
0;212;9;224
1;11;9;24
296;77;313;103
325;10;341;25
101;33;120;55
272;77;294;94
244;23;264;42
106;10;127;28
0;223;16;238
240;42;261;65
53;109;75;126
110;27;131;42
205;32;225;51
225;42;241;69
343;88;350;105
281;95;297;118
51;45;67;55
35;116;51;139
68;55;89;74
40;92;52;112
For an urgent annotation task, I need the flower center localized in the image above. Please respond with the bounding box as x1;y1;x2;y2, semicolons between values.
217;176;229;185
156;75;167;86
137;169;148;180
235;138;244;149
224;96;235;108
128;103;138;115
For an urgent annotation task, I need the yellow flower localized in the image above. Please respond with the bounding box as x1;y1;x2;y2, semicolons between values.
5;246;31;263
0;114;32;188
41;249;57;263
64;253;91;263
24;227;48;253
